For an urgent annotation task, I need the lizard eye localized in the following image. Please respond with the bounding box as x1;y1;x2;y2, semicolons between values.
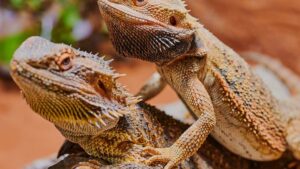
169;16;177;26
134;0;147;6
57;53;73;71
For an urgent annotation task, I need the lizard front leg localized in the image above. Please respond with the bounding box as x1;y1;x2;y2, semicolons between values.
136;72;166;101
144;75;216;169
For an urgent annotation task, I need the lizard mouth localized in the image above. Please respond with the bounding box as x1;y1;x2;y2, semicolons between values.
98;0;197;65
11;60;129;134
98;0;167;27
10;36;143;135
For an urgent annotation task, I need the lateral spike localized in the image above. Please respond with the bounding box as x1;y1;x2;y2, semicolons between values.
126;97;142;105
94;121;101;128
89;111;100;118
118;110;128;115
135;98;143;104
98;118;107;126
113;73;127;79
103;112;115;120
107;59;114;63
136;95;142;99
100;105;108;110
115;111;124;117
136;96;143;102
110;111;120;118
88;119;94;125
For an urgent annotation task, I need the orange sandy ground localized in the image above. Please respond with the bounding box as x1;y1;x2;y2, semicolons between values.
0;61;178;169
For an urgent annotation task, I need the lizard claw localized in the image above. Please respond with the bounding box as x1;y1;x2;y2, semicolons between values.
142;147;180;169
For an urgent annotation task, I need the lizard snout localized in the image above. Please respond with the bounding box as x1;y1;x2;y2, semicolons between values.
13;36;46;62
12;36;67;64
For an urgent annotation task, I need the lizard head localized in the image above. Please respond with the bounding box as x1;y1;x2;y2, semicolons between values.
10;36;140;135
98;0;199;65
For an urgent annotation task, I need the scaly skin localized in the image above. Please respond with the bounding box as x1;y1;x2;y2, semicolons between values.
98;0;288;168
11;36;252;169
243;52;300;160
243;52;300;96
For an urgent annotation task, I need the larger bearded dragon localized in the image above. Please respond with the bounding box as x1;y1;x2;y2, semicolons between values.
98;0;300;168
11;36;252;169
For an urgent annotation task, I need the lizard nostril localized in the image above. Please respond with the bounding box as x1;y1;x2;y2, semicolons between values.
169;16;177;26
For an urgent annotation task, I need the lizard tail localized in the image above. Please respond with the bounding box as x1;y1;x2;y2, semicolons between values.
242;52;300;96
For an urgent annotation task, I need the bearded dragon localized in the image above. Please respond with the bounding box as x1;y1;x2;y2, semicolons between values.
98;0;290;168
11;36;252;169
243;52;300;160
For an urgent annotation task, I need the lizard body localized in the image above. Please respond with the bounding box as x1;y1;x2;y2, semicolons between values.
243;52;300;160
98;0;288;167
11;36;251;169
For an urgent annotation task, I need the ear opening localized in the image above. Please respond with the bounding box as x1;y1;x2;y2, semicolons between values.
187;34;207;58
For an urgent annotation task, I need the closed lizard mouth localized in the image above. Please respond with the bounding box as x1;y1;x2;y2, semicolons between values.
98;0;167;27
11;60;130;131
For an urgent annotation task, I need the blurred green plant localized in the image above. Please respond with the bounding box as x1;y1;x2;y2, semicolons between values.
0;31;37;64
0;0;91;64
52;3;80;44
9;0;43;10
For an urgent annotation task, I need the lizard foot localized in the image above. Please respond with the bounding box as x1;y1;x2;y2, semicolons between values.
142;146;182;169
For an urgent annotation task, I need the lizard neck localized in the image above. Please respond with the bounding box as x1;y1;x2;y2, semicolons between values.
195;24;251;71
161;13;252;85
55;104;158;161
188;19;254;88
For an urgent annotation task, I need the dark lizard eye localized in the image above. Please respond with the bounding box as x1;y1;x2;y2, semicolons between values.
61;57;71;66
57;54;73;71
134;0;147;6
169;16;177;26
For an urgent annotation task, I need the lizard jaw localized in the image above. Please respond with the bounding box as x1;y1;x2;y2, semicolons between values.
98;0;167;27
10;36;142;135
98;0;196;65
